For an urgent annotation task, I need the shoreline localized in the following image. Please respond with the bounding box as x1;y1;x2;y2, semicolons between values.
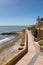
0;31;21;44
0;28;27;65
0;30;24;65
0;36;15;44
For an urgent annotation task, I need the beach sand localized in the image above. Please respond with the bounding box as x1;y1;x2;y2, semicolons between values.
0;34;23;65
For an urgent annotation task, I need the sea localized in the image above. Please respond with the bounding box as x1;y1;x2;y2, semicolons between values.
0;26;27;43
0;26;27;33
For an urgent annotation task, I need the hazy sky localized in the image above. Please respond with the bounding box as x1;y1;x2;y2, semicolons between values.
0;0;43;25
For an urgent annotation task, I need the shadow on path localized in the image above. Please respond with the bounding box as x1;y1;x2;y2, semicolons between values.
28;53;39;65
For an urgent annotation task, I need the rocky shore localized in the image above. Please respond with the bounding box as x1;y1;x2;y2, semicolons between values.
0;32;20;35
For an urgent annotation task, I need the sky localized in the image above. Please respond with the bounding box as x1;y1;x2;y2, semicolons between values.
0;0;43;26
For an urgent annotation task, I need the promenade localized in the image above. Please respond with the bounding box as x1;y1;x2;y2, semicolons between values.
15;30;36;65
15;30;43;65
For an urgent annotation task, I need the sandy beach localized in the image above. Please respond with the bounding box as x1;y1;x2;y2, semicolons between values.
0;32;23;65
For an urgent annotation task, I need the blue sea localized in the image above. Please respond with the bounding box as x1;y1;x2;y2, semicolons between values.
0;26;27;33
0;26;27;42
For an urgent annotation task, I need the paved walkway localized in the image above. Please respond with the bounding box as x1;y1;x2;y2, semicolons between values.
34;42;43;65
15;30;36;65
15;30;43;65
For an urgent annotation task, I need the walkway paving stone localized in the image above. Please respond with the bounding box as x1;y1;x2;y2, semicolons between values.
34;56;43;65
15;30;36;65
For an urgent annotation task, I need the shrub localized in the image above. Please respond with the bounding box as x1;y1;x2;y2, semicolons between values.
31;26;38;38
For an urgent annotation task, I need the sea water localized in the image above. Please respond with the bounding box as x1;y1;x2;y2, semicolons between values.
0;26;27;33
0;26;27;43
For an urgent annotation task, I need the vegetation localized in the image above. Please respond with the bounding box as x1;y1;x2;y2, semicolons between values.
39;43;43;46
39;42;43;46
31;26;38;38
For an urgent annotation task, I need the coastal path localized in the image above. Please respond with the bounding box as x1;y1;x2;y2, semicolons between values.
15;30;36;65
15;29;43;65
